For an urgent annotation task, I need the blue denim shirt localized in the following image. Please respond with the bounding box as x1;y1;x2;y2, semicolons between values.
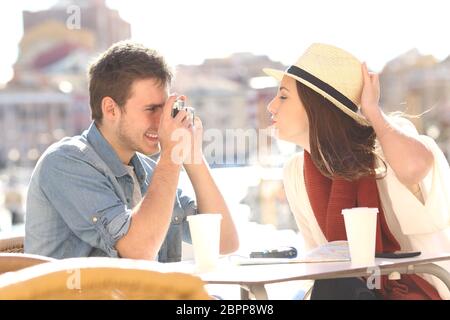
25;122;196;262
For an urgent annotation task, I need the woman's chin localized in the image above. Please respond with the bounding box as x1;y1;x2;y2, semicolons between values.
268;126;280;138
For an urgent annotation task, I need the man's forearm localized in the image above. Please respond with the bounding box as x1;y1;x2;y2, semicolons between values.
116;152;181;260
184;157;239;254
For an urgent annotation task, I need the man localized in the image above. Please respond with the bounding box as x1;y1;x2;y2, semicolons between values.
25;41;239;261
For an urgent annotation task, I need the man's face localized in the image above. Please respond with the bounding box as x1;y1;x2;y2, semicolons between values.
115;78;168;157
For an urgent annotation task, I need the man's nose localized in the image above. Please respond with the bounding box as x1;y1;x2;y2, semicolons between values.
151;112;163;126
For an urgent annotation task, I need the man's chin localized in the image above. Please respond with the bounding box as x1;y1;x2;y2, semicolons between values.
145;144;160;157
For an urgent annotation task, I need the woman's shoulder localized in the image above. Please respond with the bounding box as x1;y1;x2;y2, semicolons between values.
284;151;304;168
387;114;419;136
374;115;420;157
283;151;305;180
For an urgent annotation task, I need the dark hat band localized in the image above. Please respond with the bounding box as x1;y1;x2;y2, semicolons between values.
287;65;358;113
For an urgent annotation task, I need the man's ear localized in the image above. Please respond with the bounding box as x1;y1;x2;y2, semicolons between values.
101;97;118;121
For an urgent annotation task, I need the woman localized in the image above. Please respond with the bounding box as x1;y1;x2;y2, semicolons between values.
263;43;450;300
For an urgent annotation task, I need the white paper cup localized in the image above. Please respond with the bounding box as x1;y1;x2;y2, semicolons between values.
341;207;378;266
187;213;222;272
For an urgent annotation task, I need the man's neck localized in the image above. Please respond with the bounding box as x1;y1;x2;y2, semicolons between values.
96;123;133;165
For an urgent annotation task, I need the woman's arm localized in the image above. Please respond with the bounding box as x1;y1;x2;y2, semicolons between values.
360;63;433;186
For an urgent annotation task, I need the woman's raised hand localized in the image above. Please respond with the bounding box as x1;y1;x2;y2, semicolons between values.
360;62;381;122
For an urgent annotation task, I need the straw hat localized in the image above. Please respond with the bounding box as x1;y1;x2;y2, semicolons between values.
263;43;370;126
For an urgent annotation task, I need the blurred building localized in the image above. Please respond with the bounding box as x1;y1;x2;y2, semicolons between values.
173;53;285;166
200;53;285;85
0;0;131;168
172;55;295;228
23;0;130;53
241;169;297;230
380;49;450;157
0;89;78;167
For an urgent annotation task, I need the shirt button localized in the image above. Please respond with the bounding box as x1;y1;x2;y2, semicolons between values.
174;216;179;222
92;217;98;223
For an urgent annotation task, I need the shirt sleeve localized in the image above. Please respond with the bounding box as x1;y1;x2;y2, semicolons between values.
38;151;132;257
176;187;197;244
415;134;450;232
388;115;420;135
382;116;450;233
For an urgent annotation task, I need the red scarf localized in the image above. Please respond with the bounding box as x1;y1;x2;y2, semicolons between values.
303;151;441;300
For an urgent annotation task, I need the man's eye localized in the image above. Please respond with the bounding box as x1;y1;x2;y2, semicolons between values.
279;96;287;100
146;107;156;112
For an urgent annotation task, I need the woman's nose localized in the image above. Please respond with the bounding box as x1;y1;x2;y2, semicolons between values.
266;98;277;115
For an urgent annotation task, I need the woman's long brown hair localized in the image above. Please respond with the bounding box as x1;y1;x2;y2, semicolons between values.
296;81;383;181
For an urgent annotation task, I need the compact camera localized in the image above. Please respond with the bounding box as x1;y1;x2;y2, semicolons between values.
171;99;195;126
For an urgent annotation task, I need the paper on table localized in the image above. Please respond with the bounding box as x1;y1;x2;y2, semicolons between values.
230;241;350;266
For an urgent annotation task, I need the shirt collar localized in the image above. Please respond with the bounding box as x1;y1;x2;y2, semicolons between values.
129;153;148;184
84;121;146;180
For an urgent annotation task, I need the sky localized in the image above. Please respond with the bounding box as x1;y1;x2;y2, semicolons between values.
1;0;450;85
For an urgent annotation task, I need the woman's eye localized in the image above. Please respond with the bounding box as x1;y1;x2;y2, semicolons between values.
279;96;287;100
146;108;156;112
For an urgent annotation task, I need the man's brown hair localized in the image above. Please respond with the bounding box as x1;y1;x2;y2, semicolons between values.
88;41;172;123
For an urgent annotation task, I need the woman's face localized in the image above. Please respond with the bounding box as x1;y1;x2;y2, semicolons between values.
267;76;310;149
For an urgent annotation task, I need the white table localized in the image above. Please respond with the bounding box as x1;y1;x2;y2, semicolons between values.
166;252;450;299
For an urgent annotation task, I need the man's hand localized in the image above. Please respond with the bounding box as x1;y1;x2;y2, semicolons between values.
184;115;204;166
158;94;191;163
